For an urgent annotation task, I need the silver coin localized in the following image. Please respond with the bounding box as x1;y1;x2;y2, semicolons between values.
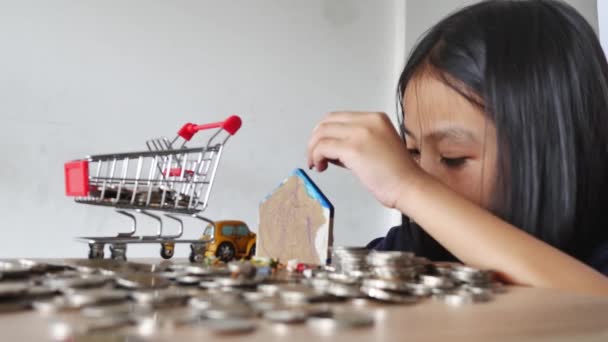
214;277;260;288
264;308;308;324
204;304;256;320
366;251;415;267
44;269;82;280
450;265;494;284
279;285;325;304
25;285;58;299
80;302;143;318
189;295;214;311
199;319;257;335
257;284;280;296
406;282;432;296
44;275;113;290
361;278;416;294
372;267;417;281
305;277;332;292
302;268;327;279
176;275;203;286
461;285;494;302
131;288;190;307
326;283;362;298
184;265;230;277
360;286;420;304
17;259;67;274
323;265;337;273
0;281;29;298
248;297;283;313
65;288;130;307
368;250;415;259
227;262;257;278
309;311;374;328
331;247;370;274
115;273;170;290
32;297;71;314
69;259;158;274
419;275;455;289
198;278;221;289
437;291;474;306
157;271;187;280
431;264;455;276
327;272;360;285
209;292;243;305
241;291;268;302
304;304;333;318
0;261;33;278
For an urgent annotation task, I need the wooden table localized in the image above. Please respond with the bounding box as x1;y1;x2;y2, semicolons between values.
1;260;607;341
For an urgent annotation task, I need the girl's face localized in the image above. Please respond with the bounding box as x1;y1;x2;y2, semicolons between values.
403;74;498;208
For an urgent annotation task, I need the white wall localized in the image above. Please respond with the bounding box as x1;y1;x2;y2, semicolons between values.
0;0;404;258
598;0;608;53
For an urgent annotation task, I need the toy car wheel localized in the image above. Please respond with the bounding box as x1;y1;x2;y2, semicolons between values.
216;242;235;262
247;244;256;259
160;243;174;259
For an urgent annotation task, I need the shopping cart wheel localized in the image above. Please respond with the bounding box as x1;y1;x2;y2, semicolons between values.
88;243;105;259
110;243;127;261
189;243;205;263
160;243;175;259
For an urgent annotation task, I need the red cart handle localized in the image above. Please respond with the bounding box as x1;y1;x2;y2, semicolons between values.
177;115;242;141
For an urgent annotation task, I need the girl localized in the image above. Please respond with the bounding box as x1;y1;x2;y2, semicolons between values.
307;0;608;295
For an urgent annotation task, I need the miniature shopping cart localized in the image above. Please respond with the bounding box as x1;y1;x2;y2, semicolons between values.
64;115;242;262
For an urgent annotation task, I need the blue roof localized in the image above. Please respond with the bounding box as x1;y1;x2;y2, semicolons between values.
292;168;333;211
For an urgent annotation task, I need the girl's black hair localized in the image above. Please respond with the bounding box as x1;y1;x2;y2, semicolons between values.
397;0;608;262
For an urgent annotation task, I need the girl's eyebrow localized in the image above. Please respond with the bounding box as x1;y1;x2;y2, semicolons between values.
403;125;477;143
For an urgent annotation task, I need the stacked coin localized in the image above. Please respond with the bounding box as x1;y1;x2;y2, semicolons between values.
327;248;503;305
330;247;370;278
366;251;422;281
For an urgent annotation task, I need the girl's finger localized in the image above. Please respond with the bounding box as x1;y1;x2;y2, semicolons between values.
307;122;353;167
316;112;368;127
321;111;385;125
310;137;350;172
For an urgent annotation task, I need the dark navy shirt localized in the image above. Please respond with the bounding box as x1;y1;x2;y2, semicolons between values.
367;223;608;276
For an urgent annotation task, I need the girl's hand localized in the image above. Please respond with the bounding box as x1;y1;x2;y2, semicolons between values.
307;111;425;209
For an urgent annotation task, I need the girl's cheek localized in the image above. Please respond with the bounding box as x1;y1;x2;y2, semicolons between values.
444;163;488;206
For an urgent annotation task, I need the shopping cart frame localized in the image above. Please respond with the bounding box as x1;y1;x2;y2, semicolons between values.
64;115;242;261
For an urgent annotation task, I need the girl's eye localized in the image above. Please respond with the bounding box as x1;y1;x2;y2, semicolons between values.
440;156;468;168
407;149;421;161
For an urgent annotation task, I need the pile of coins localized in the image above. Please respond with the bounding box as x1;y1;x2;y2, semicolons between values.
328;247;504;305
0;249;505;340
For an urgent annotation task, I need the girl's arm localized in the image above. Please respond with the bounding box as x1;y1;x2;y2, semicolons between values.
308;111;608;296
399;172;608;296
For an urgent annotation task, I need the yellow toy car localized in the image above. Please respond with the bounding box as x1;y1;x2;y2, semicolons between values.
200;220;256;262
